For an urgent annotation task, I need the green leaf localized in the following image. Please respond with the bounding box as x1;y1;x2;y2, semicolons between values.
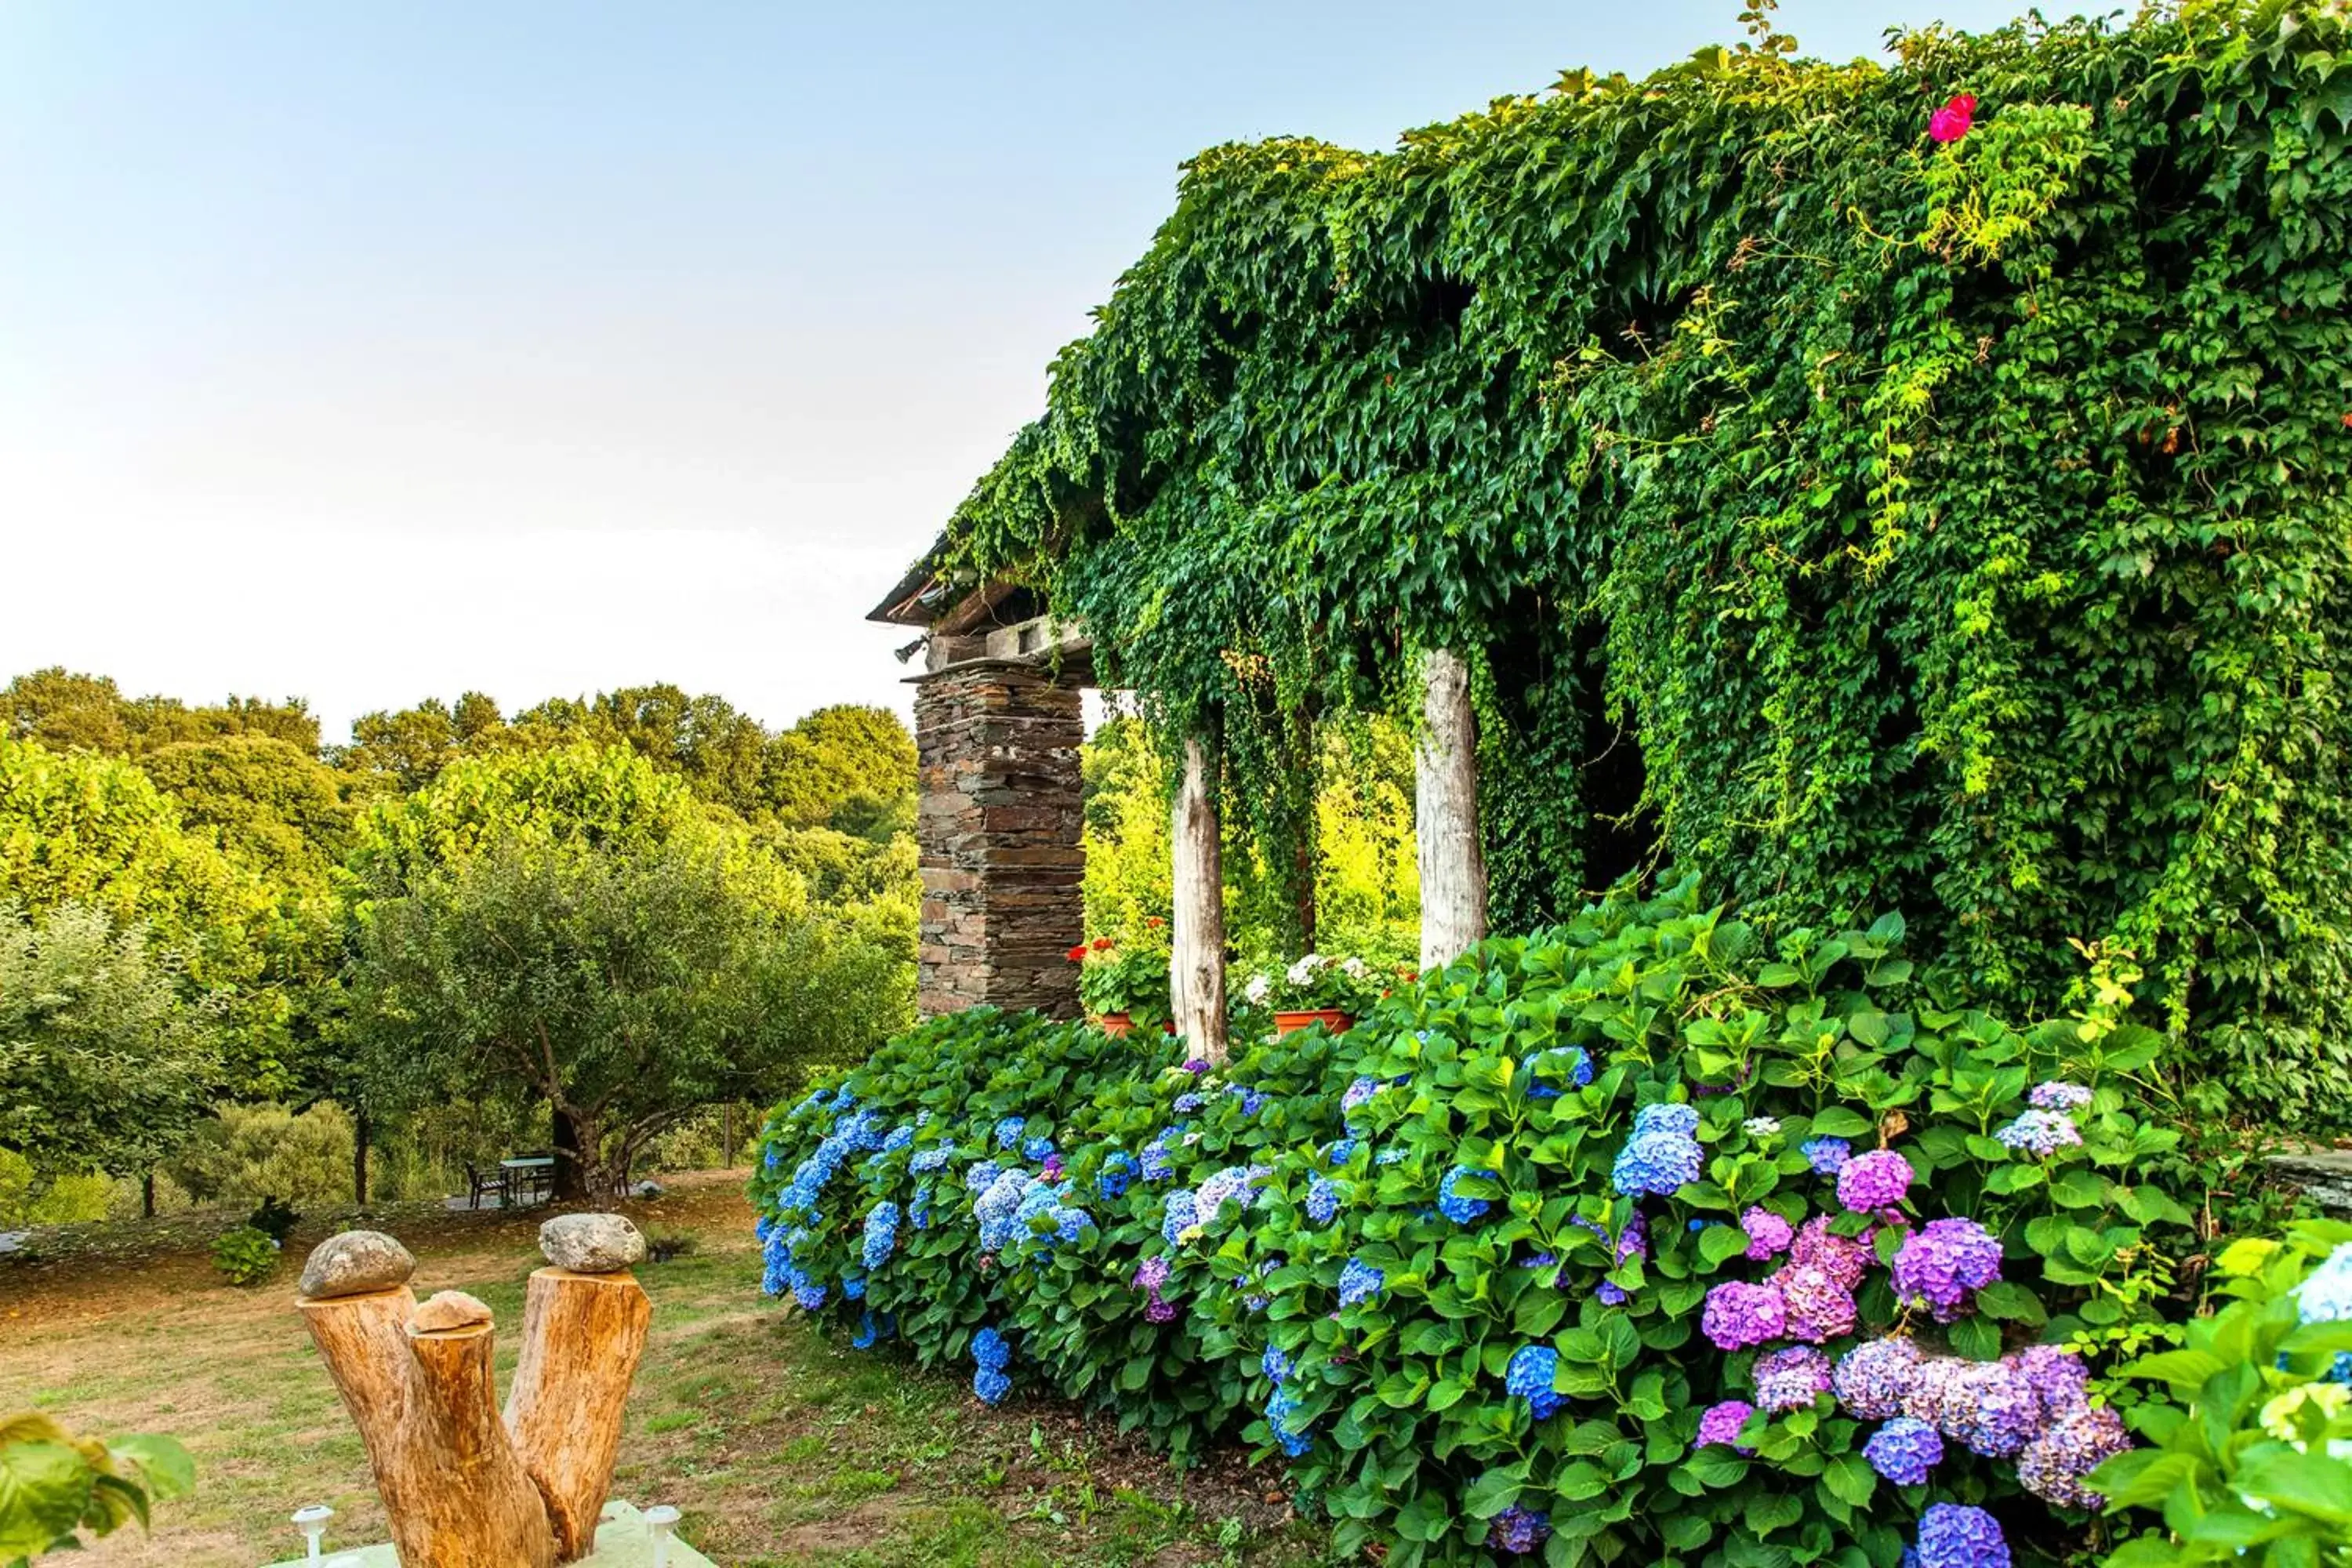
1461;1467;1524;1520
2234;1447;2352;1523
0;1440;93;1558
1822;1452;1877;1508
1973;1281;2048;1325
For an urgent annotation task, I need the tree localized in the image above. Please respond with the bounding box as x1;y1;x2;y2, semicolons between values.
336;693;507;793
0;738;300;1095
760;705;916;829
346;742;910;1197
350;834;900;1200
138;735;354;890
0;902;220;1194
2;666;318;755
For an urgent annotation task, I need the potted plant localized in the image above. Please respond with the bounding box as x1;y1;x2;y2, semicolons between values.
1072;934;1172;1037
1243;953;1381;1036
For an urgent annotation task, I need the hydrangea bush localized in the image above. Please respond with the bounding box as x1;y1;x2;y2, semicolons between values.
752;879;2216;1565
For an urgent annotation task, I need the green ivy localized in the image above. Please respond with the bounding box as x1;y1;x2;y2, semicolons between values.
930;3;2352;1123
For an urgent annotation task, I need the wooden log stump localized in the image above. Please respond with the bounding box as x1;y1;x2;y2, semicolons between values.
403;1312;558;1568
505;1268;653;1560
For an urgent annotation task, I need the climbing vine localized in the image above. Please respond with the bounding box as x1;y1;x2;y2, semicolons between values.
937;2;2352;1121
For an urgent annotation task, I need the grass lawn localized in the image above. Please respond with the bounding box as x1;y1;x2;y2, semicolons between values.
0;1172;1326;1567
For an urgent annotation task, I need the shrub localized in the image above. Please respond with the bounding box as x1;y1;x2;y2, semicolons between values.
752;879;2223;1566
168;1102;353;1212
2091;1223;2352;1566
210;1225;280;1287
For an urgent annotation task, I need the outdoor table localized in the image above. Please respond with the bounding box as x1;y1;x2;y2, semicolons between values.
501;1156;556;1208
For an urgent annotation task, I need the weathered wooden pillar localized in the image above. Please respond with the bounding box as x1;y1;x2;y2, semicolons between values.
913;659;1086;1018
1417;648;1487;971
1171;737;1229;1061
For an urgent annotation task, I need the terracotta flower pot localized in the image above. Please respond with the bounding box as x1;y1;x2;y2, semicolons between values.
1273;1009;1354;1037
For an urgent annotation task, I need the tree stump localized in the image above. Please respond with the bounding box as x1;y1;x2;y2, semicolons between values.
294;1218;652;1567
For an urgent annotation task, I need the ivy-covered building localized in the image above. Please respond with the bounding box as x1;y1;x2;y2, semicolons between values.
877;4;2352;1117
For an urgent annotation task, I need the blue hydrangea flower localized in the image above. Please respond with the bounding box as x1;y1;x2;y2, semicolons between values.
851;1311;884;1350
1612;1129;1702;1196
1338;1257;1385;1308
793;1280;827;1311
994;1116;1026;1149
1022;1134;1055;1162
1523;1046;1594;1100
2299;1242;2352;1323
1306;1176;1340;1225
1802;1137;1852;1175
1864;1417;1943;1485
1174;1093;1206;1114
1265;1385;1312;1457
1323;1138;1358;1167
1915;1504;2009;1568
1994;1109;2083;1158
1162;1190;1201;1247
1341;1076;1382;1113
909;1146;950;1174
1438;1167;1494;1224
972;1327;1011;1370
1487;1505;1551;1555
1506;1344;1564;1420
965;1160;1003;1192
910;1186;933;1231
1374;1147;1406;1167
881;1125;914;1153
1233;1088;1269;1116
974;1367;1011;1404
1634;1102;1700;1139
1139;1134;1175;1182
1262;1345;1292;1384
861;1200;900;1272
1097;1151;1138;1200
842;1275;866;1301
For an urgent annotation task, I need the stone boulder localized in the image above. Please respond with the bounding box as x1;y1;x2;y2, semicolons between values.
298;1229;416;1299
539;1212;646;1274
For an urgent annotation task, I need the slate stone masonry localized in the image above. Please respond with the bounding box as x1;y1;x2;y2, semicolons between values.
913;659;1085;1020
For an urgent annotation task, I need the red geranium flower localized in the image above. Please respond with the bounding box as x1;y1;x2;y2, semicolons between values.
1065;944;1089;963
1091;936;1116;952
1929;93;1976;144
1144;916;1166;929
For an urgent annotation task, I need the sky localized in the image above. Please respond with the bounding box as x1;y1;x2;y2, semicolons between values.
0;0;2056;743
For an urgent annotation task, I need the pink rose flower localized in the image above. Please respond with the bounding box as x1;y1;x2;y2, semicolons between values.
1929;93;1976;144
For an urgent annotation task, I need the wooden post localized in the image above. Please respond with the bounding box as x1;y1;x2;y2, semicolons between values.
299;1287;558;1568
505;1268;654;1559
1417;648;1488;972
1171;737;1228;1062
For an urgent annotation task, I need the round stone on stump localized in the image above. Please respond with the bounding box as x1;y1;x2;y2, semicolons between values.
410;1290;495;1334
539;1212;646;1273
298;1229;416;1299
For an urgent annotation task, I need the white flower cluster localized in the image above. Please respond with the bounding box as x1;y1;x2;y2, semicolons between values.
1243;973;1272;1007
1286;954;1330;987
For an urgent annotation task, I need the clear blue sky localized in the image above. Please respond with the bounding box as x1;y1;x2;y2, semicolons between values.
0;1;2054;739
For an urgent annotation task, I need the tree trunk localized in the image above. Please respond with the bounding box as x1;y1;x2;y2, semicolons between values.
550;1105;587;1201
1171;737;1229;1062
299;1287;559;1568
505;1268;653;1559
720;1103;737;1169
140;1172;154;1220
1417;647;1488;972
353;1105;371;1209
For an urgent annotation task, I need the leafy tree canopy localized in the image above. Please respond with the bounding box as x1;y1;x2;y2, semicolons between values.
3;666;318;757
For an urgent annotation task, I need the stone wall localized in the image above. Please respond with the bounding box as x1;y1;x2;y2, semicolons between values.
913;659;1085;1019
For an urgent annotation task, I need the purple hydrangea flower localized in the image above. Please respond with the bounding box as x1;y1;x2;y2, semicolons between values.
2016;1404;2132;1511
1693;1399;1757;1454
1341;1076;1381;1113
1702;1281;1787;1350
1790;1215;1876;1290
1338;1258;1385;1308
1741;1207;1795;1261
1864;1417;1944;1485
1754;1346;1835;1412
1613;1129;1703;1196
1506;1344;1564;1420
1941;1359;2043;1458
1915;1504;2009;1568
2030;1080;2092;1112
1891;1218;2003;1320
1133;1256;1171;1294
2010;1344;2092;1419
1899;1356;1971;1425
1835;1337;1923;1421
1836;1149;1915;1214
1771;1261;1858;1344
1995;1109;2083;1158
1145;1294;1177;1323
1802;1137;1851;1174
1486;1506;1552;1555
1183;1057;1211;1075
